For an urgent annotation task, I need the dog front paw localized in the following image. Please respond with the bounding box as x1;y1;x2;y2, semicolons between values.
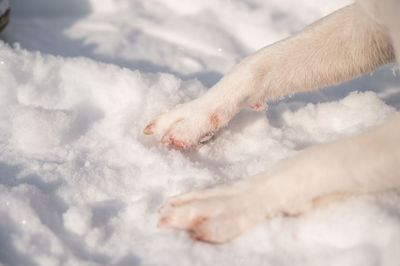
144;97;235;148
157;173;314;243
158;188;264;243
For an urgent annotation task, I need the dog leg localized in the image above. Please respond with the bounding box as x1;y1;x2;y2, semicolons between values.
381;3;400;60
159;113;400;243
145;3;395;148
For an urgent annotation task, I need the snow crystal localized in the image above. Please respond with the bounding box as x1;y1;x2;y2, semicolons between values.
0;0;399;265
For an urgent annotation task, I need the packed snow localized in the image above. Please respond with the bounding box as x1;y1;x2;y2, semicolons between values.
0;0;400;265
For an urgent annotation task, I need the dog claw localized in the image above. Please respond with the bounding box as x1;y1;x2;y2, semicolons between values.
161;134;187;148
161;135;170;144
144;123;154;135
211;115;219;130
192;231;209;241
172;139;186;148
157;216;170;227
199;132;214;143
251;103;263;110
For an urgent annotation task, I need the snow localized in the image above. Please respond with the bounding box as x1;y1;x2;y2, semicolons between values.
0;0;400;265
0;0;8;15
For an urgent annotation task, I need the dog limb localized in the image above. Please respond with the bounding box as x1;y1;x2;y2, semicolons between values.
145;3;395;148
159;113;400;243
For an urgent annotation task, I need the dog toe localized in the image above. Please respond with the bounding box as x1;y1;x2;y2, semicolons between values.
143;123;154;135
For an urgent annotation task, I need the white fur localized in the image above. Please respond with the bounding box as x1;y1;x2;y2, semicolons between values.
148;0;400;243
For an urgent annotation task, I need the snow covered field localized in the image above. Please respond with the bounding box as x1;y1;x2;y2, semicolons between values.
1;0;400;265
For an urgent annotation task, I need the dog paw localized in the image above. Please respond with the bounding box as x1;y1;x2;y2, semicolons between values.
144;98;234;148
157;173;316;243
158;187;265;243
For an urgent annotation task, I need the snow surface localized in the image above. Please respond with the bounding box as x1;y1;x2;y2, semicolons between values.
0;0;8;15
0;0;400;265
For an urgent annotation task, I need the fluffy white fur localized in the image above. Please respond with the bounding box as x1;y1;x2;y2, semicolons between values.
145;0;400;243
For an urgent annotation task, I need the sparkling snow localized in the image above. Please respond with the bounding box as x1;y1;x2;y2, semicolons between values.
0;0;400;265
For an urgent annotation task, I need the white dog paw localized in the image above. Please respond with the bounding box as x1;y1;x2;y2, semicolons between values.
144;98;234;148
157;176;315;243
158;188;265;243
